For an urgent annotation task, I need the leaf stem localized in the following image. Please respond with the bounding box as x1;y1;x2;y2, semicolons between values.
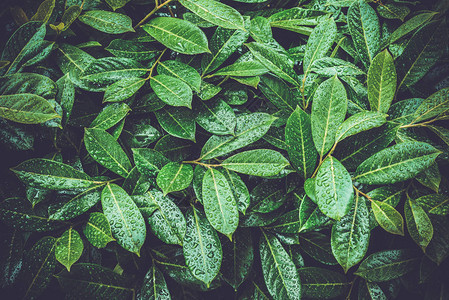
133;0;175;30
353;185;373;201
146;48;167;80
183;160;221;168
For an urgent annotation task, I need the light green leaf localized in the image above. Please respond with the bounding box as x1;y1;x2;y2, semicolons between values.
415;194;449;215
202;168;239;236
303;18;337;75
405;197;433;250
139;265;171;300
286;107;317;178
221;149;289;177
336;111;387;142
0;94;60;124
11;159;104;190
84;128;132;177
155;106;196;141
183;207;222;286
331;193;370;272
150;75;192;109
143;17;209;55
247;42;299;85
299;267;350;299
156;162;193;195
157;60;201;92
348;0;380;68
354;249;419;282
194;98;236;135
213;61;268;77
83;212;115;248
90;103;130;130
106;0;130;11
367;50;396;113
104;77;145;103
105;39;159;61
223;169;250;215
371;200;404;235
79;10;134;34
311;75;347;157
200;112;276;159
55;228;83;271
179;0;245;30
260;231;301;300
315;156;353;220
353;142;440;185
101;184;146;255
145;189;186;245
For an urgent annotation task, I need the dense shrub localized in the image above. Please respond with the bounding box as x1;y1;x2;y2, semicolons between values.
0;0;448;299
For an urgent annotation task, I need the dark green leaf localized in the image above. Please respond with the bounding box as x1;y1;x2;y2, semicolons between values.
79;10;134;34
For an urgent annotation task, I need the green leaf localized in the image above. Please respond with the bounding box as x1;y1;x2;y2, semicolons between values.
20;237;57;299
105;39;159;61
331;193;370;272
353;142;440;185
415;194;449;215
132;148;170;177
221;228;253;290
299;196;330;233
90;103;131;130
83;212;115;248
348;0;380;68
298;267;350;299
354;249;419;282
377;3;410;21
101;184;146;255
201;24;249;74
221;149;289;177
56;75;75;126
246;42;299;85
157;60;201;92
389;12;437;44
194;98;236;135
123;167;151;196
259;231;301;300
155;106;196;141
286;107;317;178
151;75;193;108
213;61;268;77
202;168;239;236
103;77;145;103
179;0;245;30
80;57;148;90
311;75;347;157
11;159;103;190
145;189;186;245
404;197;433;250
55;263;134;299
223;169;250;215
60;5;82;30
0;229;23;288
156;162;193;195
396;21;447;90
371;200;404;235
106;0;130;11
301;233;337;266
412;87;449;123
367;50;397;113
310;57;364;77
303;18;337;75
0;197;63;232
250;181;286;214
154;135;193;162
143;17;210;55
55;228;83;271
79;10;134;34
259;75;298;112
183;206;222;286
84;128;132;177
315;156;353;221
265;209;300;234
336;111;387;142
0;94;59;124
1;22;48;75
139;265;171;300
200;112;276;159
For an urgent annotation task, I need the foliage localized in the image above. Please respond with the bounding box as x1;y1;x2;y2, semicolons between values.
0;0;449;299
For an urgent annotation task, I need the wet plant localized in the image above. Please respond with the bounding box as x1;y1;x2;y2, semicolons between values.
0;0;449;299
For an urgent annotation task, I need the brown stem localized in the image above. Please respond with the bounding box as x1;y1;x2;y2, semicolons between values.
133;0;175;30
